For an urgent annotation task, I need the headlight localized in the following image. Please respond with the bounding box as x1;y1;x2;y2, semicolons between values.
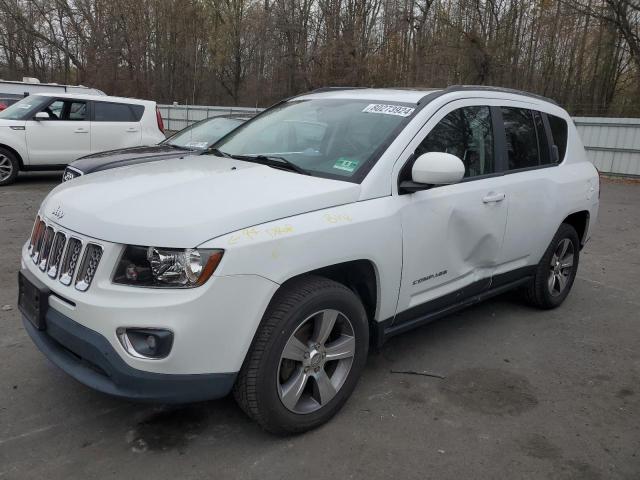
112;246;223;288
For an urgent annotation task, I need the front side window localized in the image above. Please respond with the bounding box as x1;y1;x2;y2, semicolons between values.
214;99;416;181
416;106;495;178
166;117;244;149
502;107;540;170
36;99;87;121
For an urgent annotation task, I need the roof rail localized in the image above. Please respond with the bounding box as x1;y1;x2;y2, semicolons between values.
311;86;368;93
442;85;558;105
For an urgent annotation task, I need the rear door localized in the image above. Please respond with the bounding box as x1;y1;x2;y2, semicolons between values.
493;106;560;278
90;101;142;153
25;98;90;165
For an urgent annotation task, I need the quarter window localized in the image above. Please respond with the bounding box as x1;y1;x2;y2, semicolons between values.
547;114;568;163
93;102;137;122
416;106;495;177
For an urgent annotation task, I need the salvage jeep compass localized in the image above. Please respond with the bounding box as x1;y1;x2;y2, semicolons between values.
19;86;599;434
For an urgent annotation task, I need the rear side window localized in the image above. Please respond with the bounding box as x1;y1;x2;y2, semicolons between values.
501;107;539;170
547;114;568;162
416;106;495;178
93;102;143;122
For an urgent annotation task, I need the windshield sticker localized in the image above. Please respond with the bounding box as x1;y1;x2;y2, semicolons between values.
184;141;209;149
333;158;359;173
362;104;415;117
17;104;32;109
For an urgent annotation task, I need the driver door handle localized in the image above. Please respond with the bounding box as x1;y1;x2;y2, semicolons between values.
482;192;506;203
74;128;88;133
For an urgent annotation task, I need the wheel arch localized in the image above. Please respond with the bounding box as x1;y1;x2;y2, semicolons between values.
562;210;590;247
278;259;380;341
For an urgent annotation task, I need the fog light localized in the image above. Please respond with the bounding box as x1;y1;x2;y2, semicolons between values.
117;328;173;359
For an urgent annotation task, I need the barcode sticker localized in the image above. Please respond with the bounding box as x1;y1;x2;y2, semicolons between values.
362;104;415;117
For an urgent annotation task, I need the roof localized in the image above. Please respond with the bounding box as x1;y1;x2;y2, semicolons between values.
296;85;557;106
30;92;155;105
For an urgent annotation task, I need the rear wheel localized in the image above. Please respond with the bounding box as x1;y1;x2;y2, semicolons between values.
525;223;580;309
233;275;369;434
0;148;19;186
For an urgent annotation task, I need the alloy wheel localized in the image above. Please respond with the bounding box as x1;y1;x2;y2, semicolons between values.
548;238;575;296
0;154;13;182
277;309;356;414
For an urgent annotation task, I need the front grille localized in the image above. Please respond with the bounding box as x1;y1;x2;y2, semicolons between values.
27;215;102;292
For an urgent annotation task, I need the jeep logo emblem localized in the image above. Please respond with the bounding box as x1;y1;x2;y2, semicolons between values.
51;205;64;220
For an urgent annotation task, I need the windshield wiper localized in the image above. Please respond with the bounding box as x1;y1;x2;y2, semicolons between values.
166;143;194;151
208;147;231;158
228;154;310;175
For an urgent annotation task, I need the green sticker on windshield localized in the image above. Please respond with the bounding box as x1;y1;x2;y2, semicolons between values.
333;158;359;173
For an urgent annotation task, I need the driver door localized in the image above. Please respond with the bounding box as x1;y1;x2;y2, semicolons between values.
394;101;509;322
25;98;91;165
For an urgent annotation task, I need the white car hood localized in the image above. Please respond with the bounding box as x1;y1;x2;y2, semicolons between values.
41;155;361;247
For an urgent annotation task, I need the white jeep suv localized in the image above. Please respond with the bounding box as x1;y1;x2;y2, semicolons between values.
0;93;165;185
18;86;599;434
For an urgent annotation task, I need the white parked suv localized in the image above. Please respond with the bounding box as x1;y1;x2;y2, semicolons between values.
0;93;165;185
18;86;599;434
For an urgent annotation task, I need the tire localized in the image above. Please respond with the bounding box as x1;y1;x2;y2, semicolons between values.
0;147;19;186
233;275;369;435
525;223;580;309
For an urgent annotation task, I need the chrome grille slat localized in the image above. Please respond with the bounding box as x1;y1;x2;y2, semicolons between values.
31;220;46;264
38;226;55;271
59;238;83;286
27;214;103;292
47;232;67;278
75;244;103;291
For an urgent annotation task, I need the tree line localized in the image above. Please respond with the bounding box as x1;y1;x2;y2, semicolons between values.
0;0;638;116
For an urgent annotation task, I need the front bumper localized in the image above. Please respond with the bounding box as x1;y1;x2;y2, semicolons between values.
23;307;236;403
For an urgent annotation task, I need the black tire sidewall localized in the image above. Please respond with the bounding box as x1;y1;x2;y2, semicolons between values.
0;147;19;186
256;283;369;433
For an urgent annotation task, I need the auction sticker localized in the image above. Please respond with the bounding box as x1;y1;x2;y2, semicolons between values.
333;158;359;172
362;104;415;117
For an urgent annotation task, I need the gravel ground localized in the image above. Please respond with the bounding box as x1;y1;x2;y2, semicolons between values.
0;173;638;480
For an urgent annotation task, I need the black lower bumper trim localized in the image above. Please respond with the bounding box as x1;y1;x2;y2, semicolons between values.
23;308;236;403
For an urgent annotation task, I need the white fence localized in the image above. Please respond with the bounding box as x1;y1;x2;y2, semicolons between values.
159;105;640;176
573;117;640;176
158;104;262;132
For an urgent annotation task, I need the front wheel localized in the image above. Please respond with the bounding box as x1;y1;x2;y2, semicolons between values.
233;276;369;434
525;223;580;309
0;148;19;186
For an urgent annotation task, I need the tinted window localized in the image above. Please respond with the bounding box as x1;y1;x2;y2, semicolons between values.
547;114;568;162
416;106;495;177
68;101;87;120
502;107;539;170
533;111;551;165
94;102;135;122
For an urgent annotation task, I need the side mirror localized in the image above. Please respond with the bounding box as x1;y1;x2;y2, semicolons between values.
33;111;49;121
399;152;465;193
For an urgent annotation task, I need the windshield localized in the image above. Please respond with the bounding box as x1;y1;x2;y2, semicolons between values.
214;99;416;181
0;95;50;120
165;117;244;149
